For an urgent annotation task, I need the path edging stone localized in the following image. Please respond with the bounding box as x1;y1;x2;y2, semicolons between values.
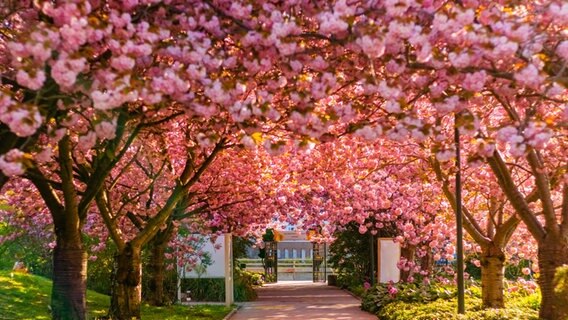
223;304;241;320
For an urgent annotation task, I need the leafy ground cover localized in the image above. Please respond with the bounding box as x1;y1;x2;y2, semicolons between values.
362;282;540;320
0;270;232;320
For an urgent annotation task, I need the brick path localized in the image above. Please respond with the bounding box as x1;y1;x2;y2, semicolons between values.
229;281;377;320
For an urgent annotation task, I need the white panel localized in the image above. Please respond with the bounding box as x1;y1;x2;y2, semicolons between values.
378;238;401;283
182;235;226;278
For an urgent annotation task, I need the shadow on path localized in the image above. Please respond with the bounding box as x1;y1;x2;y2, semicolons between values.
230;281;377;320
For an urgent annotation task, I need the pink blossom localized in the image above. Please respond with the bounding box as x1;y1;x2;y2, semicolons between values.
384;0;411;17
436;149;454;162
95;119;117;140
263;140;287;156
16;70;46;91
462;71;487;92
549;3;568;24
434;96;460;114
51;57;86;88
0;105;43;137
35;148;53;163
524;122;552;149
522;267;531;275
196;133;214;147
110;55;136;72
514;64;544;89
355;126;381;141
230;2;252;19
556;41;568;61
387;285;398;296
91;90;114;110
356;35;385;58
318;12;348;35
448;51;471;68
0;149;26;176
60;17;88;51
78;132;97;151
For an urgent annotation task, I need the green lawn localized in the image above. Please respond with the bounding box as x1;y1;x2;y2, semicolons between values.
0;270;232;320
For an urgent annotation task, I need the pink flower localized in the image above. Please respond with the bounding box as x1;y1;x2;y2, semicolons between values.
51;57;86;88
556;41;568;61
60;17;88;51
318;12;348;35
384;0;411;17
240;135;256;149
356;35;385;58
110;55;135;72
522;267;531;276
0;149;26;176
35;148;53;163
95;119;117;140
462;71;487;92
16;69;46;91
387;285;398;296
514;64;544;89
77;131;97;151
0;104;43;137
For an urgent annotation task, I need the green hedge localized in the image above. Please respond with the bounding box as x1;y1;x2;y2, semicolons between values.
181;269;259;302
362;282;540;320
554;265;568;319
379;298;539;320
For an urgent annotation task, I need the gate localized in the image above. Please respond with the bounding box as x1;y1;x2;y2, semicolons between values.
263;240;278;283
312;242;327;282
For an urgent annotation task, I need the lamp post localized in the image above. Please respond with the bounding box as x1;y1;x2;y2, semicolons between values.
455;113;465;314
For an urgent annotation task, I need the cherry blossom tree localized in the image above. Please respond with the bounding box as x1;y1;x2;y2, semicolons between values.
2;1;568;319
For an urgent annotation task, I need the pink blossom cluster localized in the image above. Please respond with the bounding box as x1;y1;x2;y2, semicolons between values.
0;149;26;177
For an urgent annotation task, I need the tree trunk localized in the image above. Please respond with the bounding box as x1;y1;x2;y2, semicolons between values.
480;244;505;308
537;236;568;320
400;246;416;282
51;242;87;320
146;223;175;306
109;243;142;320
147;240;167;306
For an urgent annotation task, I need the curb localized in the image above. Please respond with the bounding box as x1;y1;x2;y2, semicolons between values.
223;304;241;320
341;288;363;301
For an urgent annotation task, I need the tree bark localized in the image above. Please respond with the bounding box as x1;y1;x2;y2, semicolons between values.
400;246;415;282
147;239;168;306
480;244;505;308
109;243;142;320
537;236;568;320
420;250;433;274
51;242;87;320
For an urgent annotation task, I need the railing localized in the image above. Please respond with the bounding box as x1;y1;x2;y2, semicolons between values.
238;258;335;281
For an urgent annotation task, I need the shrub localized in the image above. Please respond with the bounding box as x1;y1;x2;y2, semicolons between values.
362;281;540;320
180;268;260;302
379;299;539;320
554;265;568;318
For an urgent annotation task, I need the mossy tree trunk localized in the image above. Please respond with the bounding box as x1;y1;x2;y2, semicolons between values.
109;243;143;320
537;236;568;320
400;246;416;282
480;244;505;308
146;225;174;306
51;229;87;320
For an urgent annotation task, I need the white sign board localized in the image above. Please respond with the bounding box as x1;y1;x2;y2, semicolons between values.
182;234;226;278
280;231;308;242
377;238;401;283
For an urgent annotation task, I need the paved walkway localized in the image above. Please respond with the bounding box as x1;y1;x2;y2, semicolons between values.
230;281;377;320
